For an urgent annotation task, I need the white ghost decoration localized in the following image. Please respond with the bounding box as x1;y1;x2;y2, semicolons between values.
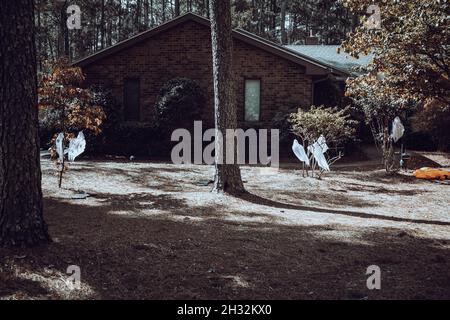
68;131;86;162
308;141;330;171
292;139;310;166
391;117;405;143
317;135;329;153
55;132;64;162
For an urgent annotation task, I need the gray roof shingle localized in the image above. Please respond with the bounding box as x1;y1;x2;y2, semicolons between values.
285;45;373;75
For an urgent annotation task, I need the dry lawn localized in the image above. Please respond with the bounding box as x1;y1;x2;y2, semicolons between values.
0;158;449;300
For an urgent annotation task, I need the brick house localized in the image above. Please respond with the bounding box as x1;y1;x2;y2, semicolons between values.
74;12;368;129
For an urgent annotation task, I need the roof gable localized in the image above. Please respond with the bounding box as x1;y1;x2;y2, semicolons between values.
73;13;347;76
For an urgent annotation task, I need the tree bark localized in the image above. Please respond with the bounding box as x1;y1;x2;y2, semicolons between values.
205;0;210;18
280;0;288;44
0;0;51;246
162;0;166;21
35;0;43;71
209;0;245;195
57;0;70;58
100;0;106;48
174;0;180;16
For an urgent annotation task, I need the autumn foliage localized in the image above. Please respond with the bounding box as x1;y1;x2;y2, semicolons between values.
39;59;106;137
38;59;106;186
341;0;449;108
342;0;450;159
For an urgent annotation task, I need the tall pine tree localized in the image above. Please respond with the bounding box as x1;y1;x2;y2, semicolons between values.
0;0;51;246
210;0;245;194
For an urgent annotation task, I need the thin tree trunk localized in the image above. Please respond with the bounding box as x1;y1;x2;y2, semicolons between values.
174;0;180;16
58;0;70;58
280;0;288;44
36;0;43;71
205;0;210;18
209;0;245;195
118;0;123;40
100;0;106;48
144;0;150;27
150;0;154;26
162;0;166;21
271;0;276;31
135;0;142;31
0;0;51;247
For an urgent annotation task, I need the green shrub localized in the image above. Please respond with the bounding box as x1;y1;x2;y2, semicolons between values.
289;105;358;147
155;78;204;133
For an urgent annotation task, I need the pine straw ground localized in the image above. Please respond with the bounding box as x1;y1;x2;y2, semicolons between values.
0;158;449;300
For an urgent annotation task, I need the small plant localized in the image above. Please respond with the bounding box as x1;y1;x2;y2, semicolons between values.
38;59;106;187
289;105;357;177
346;74;417;172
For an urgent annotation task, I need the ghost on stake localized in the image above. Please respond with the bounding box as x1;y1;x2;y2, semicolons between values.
292;135;341;178
289;106;356;178
55;131;86;188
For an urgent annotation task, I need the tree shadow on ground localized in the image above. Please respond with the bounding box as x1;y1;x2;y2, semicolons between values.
0;194;449;300
356;171;424;184
235;192;450;226
279;190;378;208
342;182;426;196
0;274;49;298
59;165;205;193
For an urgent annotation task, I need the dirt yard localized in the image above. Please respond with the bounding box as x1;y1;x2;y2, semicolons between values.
1;158;449;300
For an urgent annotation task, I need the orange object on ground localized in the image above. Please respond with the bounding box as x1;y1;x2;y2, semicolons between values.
413;167;450;180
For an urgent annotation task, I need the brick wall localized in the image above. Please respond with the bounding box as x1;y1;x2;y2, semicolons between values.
82;20;313;128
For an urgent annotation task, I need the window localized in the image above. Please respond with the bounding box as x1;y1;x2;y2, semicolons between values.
244;79;261;122
123;78;140;121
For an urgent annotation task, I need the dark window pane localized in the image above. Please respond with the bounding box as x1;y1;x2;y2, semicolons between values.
123;79;140;121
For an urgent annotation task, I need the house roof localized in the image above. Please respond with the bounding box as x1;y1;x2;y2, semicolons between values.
73;12;349;76
285;45;373;75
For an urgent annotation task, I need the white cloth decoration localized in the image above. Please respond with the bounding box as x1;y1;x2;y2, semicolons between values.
391;117;405;143
55;132;64;162
292;139;310;166
317;135;329;153
68;131;86;162
308;142;330;171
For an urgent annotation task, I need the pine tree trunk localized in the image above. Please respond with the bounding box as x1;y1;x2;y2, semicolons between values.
0;0;51;247
280;0;288;44
205;0;210;18
162;0;166;21
174;0;180;16
36;0;43;71
58;1;70;58
100;0;106;48
209;0;245;195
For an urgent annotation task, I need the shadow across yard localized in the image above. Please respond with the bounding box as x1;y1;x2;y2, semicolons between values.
237;192;450;226
0;194;449;300
0;275;49;298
